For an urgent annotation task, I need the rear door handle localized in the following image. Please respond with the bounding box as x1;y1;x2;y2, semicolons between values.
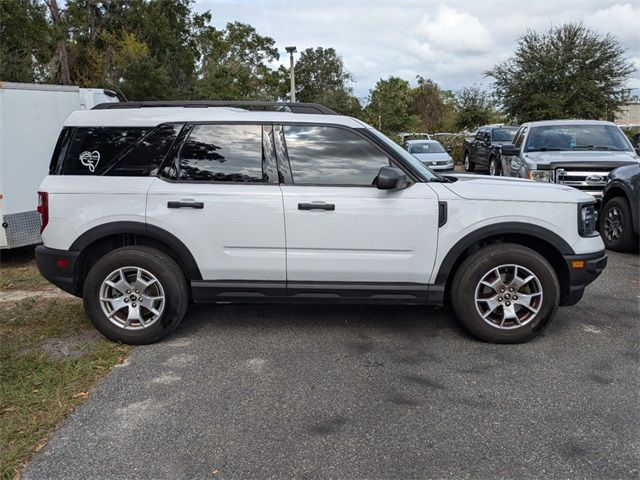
298;202;335;211
167;201;204;209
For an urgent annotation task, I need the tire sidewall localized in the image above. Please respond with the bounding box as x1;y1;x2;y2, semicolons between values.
452;245;560;343
83;247;188;344
600;197;634;252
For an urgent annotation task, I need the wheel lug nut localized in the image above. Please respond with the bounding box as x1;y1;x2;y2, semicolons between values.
505;301;511;306
500;288;505;293
498;297;503;302
126;290;130;294
139;297;143;301
513;295;518;300
132;303;137;307
124;298;129;303
135;290;139;293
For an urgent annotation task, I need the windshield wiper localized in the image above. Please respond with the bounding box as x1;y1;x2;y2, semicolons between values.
429;176;452;183
573;145;623;151
527;147;570;152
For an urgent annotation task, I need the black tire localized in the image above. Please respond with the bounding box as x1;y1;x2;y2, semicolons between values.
599;196;636;252
463;152;475;172
451;243;560;344
489;156;501;176
83;246;188;344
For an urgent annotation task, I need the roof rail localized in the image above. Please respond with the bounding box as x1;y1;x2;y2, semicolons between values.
92;100;337;115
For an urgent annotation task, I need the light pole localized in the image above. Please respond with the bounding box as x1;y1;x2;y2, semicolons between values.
285;46;297;103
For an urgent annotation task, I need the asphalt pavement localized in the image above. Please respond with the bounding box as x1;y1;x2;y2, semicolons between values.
24;251;639;480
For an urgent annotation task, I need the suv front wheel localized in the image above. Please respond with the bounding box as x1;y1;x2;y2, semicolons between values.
83;246;189;344
451;243;560;343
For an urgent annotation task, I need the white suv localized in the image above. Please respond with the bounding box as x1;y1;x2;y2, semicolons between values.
36;101;607;345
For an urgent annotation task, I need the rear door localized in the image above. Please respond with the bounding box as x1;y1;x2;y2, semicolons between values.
146;123;286;287
276;124;439;300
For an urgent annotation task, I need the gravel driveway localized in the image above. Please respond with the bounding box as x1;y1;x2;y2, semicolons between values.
24;251;639;480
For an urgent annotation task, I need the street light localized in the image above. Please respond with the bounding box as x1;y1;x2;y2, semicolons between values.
285;46;297;103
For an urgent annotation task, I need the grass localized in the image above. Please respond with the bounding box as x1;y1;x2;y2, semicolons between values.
0;297;131;479
0;248;51;291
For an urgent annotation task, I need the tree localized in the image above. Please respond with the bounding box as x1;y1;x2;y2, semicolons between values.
196;21;280;100
283;47;361;116
410;76;457;132
455;85;498;131
487;23;635;123
0;0;51;82
364;76;413;135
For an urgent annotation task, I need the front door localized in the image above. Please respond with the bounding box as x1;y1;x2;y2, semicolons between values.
146;123;286;288
275;124;439;300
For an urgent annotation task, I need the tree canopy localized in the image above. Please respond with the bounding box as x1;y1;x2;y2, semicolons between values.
487;23;635;123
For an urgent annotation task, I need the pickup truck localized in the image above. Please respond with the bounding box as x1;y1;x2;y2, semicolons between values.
463;125;518;176
500;120;639;202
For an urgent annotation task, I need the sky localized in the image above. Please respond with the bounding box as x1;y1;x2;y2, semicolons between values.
195;0;640;100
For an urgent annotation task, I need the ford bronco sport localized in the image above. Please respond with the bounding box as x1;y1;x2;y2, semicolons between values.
36;101;607;345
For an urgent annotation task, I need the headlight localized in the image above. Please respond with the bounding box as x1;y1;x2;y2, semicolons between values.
578;202;598;237
528;169;552;182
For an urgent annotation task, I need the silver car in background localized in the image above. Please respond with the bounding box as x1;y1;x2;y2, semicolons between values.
405;139;454;171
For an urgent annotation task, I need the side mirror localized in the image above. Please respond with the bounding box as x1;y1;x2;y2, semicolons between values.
501;143;520;156
635;147;640;156
446;148;452;154
376;166;406;190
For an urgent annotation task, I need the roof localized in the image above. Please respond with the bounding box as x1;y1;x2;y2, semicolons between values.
64;107;368;128
524;119;618;127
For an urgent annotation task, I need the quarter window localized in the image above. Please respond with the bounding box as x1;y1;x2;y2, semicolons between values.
177;124;265;182
283;125;390;185
107;125;181;176
62;127;149;175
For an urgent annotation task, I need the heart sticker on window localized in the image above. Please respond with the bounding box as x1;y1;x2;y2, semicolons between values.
79;151;100;173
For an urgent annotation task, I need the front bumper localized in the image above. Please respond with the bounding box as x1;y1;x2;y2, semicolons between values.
424;162;454;171
561;249;607;306
35;246;82;296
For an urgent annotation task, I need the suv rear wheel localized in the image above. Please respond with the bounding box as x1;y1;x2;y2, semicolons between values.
83;246;188;344
451;243;560;343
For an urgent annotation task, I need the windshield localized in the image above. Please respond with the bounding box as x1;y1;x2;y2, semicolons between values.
525;124;633;152
492;128;517;142
368;128;439;181
408;142;446;154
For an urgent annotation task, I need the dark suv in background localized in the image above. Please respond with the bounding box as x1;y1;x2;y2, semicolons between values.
463;125;518;175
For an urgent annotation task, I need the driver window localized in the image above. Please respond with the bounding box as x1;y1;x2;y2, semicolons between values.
282;125;391;186
514;127;528;149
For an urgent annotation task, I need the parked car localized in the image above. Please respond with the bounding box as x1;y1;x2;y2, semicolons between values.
599;164;639;252
0;82;118;249
463;125;518;175
405;139;454;171
36;101;606;345
500;120;639;201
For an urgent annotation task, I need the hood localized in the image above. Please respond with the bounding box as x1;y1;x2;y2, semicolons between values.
414;153;452;162
443;174;594;203
524;150;639;167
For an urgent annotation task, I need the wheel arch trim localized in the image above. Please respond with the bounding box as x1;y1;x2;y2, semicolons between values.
69;221;202;280
434;222;574;285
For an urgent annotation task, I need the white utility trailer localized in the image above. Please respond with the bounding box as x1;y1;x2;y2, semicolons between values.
0;82;118;248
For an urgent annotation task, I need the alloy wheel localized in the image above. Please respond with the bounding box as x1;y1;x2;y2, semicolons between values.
99;267;165;330
603;206;623;244
474;264;543;329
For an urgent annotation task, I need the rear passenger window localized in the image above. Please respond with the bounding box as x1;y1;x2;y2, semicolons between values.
107;125;181;176
177;124;265;182
62;127;149;175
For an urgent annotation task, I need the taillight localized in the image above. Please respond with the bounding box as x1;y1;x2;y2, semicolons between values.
37;192;48;233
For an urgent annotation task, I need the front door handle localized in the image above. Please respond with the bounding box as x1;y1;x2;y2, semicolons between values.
298;202;335;211
167;201;204;209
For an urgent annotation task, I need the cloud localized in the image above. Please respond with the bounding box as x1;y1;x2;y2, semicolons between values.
195;1;640;98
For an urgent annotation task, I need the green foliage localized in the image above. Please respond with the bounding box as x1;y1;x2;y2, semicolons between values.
0;0;51;82
196;21;280;100
410;76;457;132
455;85;500;131
488;23;635;123
283;47;361;116
364;76;413;135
